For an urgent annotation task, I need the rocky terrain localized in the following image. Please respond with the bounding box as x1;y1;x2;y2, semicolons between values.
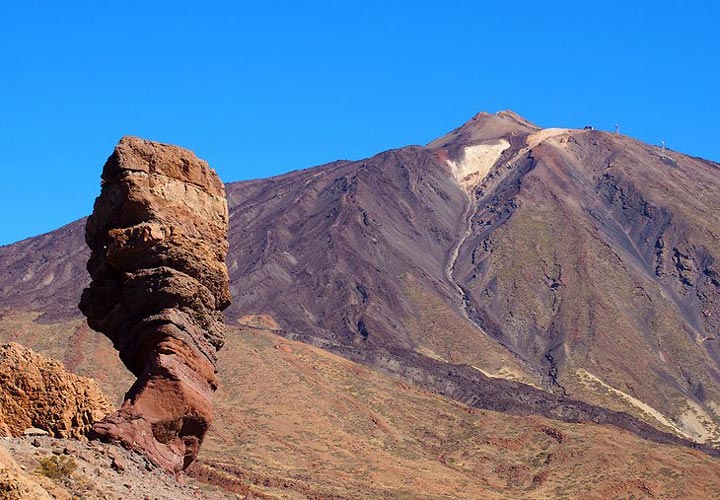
0;342;112;439
80;136;231;472
1;435;225;499
0;341;226;499
2;111;720;496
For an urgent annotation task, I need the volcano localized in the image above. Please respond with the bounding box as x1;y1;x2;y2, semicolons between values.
2;111;720;464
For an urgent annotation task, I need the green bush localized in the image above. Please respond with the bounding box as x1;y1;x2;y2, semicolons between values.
35;455;77;480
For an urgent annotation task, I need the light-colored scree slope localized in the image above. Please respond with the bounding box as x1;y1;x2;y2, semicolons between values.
447;139;510;192
576;368;689;438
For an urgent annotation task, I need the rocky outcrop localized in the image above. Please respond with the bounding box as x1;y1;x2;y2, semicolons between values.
79;136;231;472
0;342;112;439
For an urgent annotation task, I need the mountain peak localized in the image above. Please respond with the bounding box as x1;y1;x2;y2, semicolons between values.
494;109;538;127
427;110;539;149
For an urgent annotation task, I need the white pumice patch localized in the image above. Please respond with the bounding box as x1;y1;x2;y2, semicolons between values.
447;139;510;193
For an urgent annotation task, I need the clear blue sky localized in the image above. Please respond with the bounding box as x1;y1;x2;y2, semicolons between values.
1;1;718;245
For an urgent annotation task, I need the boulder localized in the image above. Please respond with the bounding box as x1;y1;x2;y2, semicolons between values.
0;343;112;439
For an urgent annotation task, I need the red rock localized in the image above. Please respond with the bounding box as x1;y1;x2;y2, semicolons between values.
80;136;231;472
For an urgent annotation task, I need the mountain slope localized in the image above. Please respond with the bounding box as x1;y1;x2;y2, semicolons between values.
1;111;720;448
5;318;720;499
449;124;720;443
195;320;720;499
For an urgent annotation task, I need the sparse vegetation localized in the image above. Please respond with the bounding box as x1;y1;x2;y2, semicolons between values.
35;455;77;480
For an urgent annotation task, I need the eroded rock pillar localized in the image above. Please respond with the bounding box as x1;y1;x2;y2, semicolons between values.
80;136;230;472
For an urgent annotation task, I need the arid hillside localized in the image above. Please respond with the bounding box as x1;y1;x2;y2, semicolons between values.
2;111;720;452
196;318;720;499
6;317;720;499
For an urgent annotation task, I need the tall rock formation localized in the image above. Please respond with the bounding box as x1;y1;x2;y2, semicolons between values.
79;136;231;472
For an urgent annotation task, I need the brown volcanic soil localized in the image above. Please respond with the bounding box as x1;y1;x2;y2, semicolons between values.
2;111;720;451
202;322;720;498
7;320;720;499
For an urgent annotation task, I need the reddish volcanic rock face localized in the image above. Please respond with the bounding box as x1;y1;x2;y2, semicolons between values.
79;136;230;472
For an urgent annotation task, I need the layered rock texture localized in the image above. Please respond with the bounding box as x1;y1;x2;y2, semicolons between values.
0;342;112;438
78;136;230;472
